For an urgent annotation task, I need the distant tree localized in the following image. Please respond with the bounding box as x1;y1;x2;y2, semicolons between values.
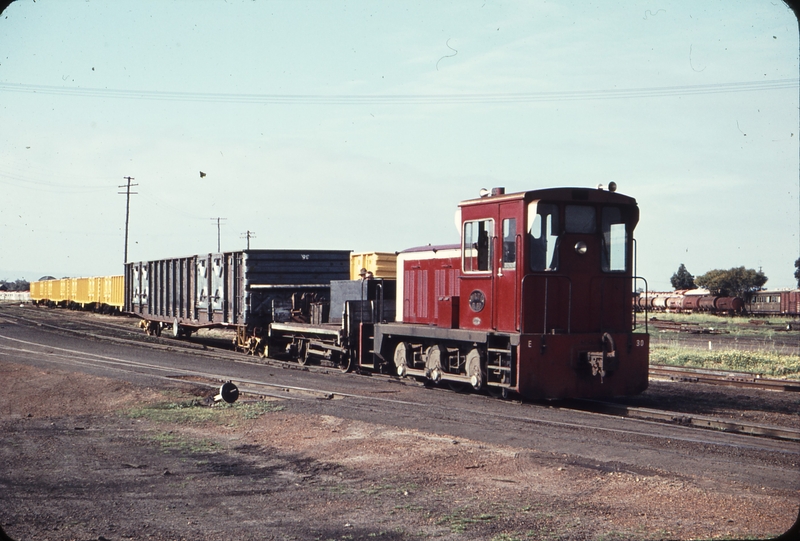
0;279;30;291
795;257;800;288
695;267;767;298
670;264;696;290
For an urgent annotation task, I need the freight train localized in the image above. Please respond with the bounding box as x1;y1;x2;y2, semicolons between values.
635;289;800;317
30;275;124;312
30;185;650;400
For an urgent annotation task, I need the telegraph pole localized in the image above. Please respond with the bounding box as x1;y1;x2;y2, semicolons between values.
241;230;256;250
211;217;227;252
119;176;138;264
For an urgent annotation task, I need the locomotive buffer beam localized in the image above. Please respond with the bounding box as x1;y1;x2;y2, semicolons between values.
587;333;618;383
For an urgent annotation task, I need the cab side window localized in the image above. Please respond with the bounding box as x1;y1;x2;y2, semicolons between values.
502;218;516;269
463;219;494;272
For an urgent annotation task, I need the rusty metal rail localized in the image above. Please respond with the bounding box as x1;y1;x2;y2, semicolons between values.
569;399;800;442
649;364;800;392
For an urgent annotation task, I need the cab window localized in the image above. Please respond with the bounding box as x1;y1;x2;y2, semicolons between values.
601;206;627;272
463;219;493;272
528;202;559;271
502;218;516;269
565;205;596;233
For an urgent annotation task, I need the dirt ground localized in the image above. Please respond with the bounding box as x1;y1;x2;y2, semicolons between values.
0;360;798;541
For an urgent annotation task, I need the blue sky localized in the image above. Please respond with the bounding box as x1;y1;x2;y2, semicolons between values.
0;0;797;291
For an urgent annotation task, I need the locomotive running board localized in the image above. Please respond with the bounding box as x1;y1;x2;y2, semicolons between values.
374;322;519;358
400;367;512;388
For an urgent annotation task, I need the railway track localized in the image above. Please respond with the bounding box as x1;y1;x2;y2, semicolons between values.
9;307;800;393
2;306;798;446
649;364;800;392
2;330;798;451
0;308;800;448
566;399;800;442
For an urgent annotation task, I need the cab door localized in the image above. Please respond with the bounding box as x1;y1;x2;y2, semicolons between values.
459;217;494;331
494;202;521;332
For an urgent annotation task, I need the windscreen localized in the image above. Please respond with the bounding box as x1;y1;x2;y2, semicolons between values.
528;202;559;271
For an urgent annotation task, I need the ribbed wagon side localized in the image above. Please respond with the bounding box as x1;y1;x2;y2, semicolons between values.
125;249;351;342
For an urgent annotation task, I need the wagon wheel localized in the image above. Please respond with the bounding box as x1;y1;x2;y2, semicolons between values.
145;321;161;337
172;318;183;339
244;336;262;356
335;351;352;373
297;341;309;366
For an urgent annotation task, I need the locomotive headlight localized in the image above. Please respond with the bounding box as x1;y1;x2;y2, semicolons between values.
468;290;486;312
575;241;588;255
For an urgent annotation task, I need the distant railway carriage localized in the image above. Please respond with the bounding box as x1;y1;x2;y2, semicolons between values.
30;275;123;312
635;288;796;317
746;289;800;317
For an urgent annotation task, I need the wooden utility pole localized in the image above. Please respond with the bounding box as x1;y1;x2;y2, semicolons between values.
211;217;227;252
118;176;138;264
241;230;256;250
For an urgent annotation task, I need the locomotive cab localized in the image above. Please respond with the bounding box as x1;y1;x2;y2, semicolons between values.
461;186;649;398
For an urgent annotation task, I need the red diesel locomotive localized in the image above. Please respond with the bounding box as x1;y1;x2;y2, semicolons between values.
270;185;650;399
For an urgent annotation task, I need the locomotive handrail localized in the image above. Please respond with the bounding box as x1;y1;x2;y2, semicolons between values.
520;273;572;335
632;276;648;333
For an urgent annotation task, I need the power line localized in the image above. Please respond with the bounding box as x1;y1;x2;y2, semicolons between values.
0;166;111;193
0;79;796;105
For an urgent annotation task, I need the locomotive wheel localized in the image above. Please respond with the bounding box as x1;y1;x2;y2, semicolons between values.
465;348;483;390
393;342;410;377
425;344;446;383
172;318;182;339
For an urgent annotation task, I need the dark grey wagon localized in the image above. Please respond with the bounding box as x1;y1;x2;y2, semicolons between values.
124;249;350;351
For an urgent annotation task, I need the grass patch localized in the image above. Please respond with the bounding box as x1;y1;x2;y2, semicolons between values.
651;344;800;379
435;509;497;533
125;397;284;425
151;431;221;453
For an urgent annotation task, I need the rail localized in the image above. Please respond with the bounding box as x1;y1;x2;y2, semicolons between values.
569;398;800;442
649;364;800;392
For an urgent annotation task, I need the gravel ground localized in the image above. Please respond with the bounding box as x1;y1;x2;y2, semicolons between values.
1;358;798;541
